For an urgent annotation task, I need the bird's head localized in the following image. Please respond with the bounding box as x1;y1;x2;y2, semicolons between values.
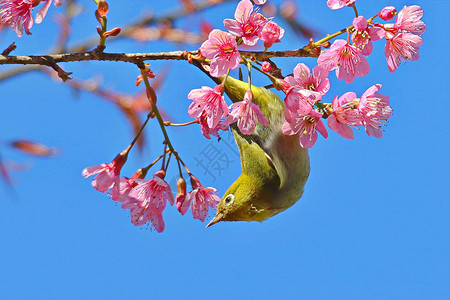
206;173;280;227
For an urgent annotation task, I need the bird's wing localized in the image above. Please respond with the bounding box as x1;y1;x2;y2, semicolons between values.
230;123;278;181
224;77;310;192
223;77;288;186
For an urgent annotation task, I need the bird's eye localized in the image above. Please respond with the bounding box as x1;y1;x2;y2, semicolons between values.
224;194;234;205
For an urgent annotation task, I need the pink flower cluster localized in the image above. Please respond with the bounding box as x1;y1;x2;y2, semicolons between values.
383;5;426;72
191;2;425;147
327;84;392;139
199;0;284;78
0;0;62;37
319;4;426;79
191;1;421;147
191;0;286;138
224;89;268;135
280;64;328;148
83;154;220;233
188;84;229;139
188;85;269;137
278;63;392;148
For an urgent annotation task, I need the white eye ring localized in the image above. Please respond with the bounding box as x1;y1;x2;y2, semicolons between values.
224;194;235;206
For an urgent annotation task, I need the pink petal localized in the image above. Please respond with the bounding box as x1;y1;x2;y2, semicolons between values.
177;194;192;215
354;55;370;77
35;0;53;24
282;121;296;135
299;131;318;148
361;84;382;100
92;170;116;192
82;164;106;177
152;213;165;233
317;48;338;71
328;115;354;139
369;26;385;41
352;16;367;29
293;63;311;79
223;19;243;36
235;0;253;23
316;119;328;138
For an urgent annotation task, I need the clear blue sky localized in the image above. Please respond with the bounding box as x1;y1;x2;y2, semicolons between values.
1;0;449;299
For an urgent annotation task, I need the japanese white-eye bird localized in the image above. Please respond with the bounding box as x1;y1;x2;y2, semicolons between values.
201;71;311;227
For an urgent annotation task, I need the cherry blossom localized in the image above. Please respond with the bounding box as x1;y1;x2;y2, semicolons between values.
188;85;229;129
200;29;241;77
0;0;34;37
327;0;357;10
129;205;165;232
282;109;328;149
392;5;426;36
0;0;62;37
111;177;138;204
225;90;269;135
384;32;422;73
178;175;220;222
284;87;322;116
359;84;392;138
128;170;174;214
259;21;284;49
110;169;147;207
198;111;228;139
351;16;385;55
284;63;330;95
317;39;370;83
82;152;127;193
223;0;267;46
327;92;363;139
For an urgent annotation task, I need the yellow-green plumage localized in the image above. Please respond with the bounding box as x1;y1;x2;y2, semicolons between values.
205;74;310;227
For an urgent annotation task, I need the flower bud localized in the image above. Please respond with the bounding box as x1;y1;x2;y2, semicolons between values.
261;61;272;72
189;175;201;190
104;27;121;38
175;177;188;215
131;168;148;180
378;6;397;21
97;0;109;17
176;177;187;196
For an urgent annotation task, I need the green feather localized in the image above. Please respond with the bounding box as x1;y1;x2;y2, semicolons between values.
194;64;311;224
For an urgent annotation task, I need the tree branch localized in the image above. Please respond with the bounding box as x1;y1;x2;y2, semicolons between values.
0;47;317;68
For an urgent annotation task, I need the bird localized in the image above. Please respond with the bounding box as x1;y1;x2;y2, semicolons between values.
201;72;311;227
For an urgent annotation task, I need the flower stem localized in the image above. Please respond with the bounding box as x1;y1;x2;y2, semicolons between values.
247;60;252;89
123;112;152;155
313;25;353;47
139;66;191;175
164;120;199;127
352;4;359;17
142;149;169;173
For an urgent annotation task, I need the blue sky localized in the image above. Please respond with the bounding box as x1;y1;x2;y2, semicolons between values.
1;0;449;299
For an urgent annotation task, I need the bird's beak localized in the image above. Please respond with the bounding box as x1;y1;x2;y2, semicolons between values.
206;212;224;228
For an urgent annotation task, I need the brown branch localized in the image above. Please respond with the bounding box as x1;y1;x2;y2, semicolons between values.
0;51;191;67
240;48;318;60
0;47;317;68
2;43;17;56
